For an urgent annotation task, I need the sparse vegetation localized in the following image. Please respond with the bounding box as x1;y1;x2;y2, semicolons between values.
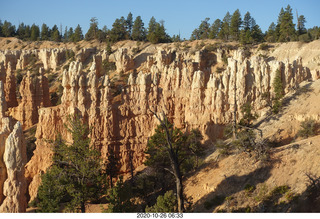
272;69;284;114
145;190;177;213
297;119;318;138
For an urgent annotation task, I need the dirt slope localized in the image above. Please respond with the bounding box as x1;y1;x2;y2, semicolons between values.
184;79;320;212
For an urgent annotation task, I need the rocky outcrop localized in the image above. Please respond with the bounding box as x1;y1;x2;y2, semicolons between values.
110;48;134;73
0;82;27;213
9;68;51;129
4;62;18;108
38;48;66;71
25;46;315;202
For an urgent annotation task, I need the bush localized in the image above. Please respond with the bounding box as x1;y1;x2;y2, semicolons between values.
145;190;177;213
215;139;232;155
244;184;256;195
297;119;317;138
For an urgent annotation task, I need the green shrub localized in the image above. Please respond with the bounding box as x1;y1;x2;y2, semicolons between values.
297;119;317;138
244;184;256;195
215;139;232;155
145;190;177;213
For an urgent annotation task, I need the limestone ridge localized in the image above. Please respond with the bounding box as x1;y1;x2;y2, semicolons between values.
0;81;27;213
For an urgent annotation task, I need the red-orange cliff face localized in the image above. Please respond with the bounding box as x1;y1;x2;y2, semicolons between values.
0;39;320;209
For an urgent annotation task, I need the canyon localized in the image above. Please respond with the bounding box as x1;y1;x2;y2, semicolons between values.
0;38;320;212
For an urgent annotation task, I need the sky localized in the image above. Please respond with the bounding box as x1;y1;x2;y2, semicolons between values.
1;0;320;40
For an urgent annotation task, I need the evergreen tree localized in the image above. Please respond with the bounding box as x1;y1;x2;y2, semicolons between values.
209;19;222;39
103;177;134;212
63;26;68;42
250;18;263;43
198;18;211;39
37;115;106;213
266;22;277;42
297;15;307;35
73;24;83;42
147;16;158;43
230;9;242;41
1;20;15;37
272;69;284;114
219;12;231;40
145;190;177;212
51;25;61;42
16;23;26;40
41;23;50;41
30;24;40;41
190;28;200;40
278;5;296;42
85;17;99;40
243;12;252;31
24;25;31;40
132;16;146;41
126;12;133;38
109;17;128;42
145;114;204;212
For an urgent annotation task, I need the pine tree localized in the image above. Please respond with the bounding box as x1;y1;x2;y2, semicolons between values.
278;5;296;42
1;20;15;37
272;69;284;114
37;115;106;213
67;27;74;42
103;177;134;212
109;17;128;42
190;17;211;40
126;12;133;38
51;25;61;42
209;19;222;39
24;25;31;40
297;15;307;35
147;16;158;43
145;190;177;212
230;9;242;41
219;12;231;40
145;114;204;212
30;24;40;41
132;16;146;41
266;22;277;42
41;23;50;41
73;24;83;42
16;23;26;40
85;17;99;41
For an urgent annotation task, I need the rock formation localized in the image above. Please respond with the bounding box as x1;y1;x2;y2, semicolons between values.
0;82;27;213
24;45;315;201
0;40;319;205
9;68;51;129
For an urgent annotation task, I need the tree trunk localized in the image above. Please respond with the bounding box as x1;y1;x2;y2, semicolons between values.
175;173;184;213
170;155;184;213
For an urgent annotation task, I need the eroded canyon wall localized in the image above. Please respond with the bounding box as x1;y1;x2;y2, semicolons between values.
0;41;319;206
